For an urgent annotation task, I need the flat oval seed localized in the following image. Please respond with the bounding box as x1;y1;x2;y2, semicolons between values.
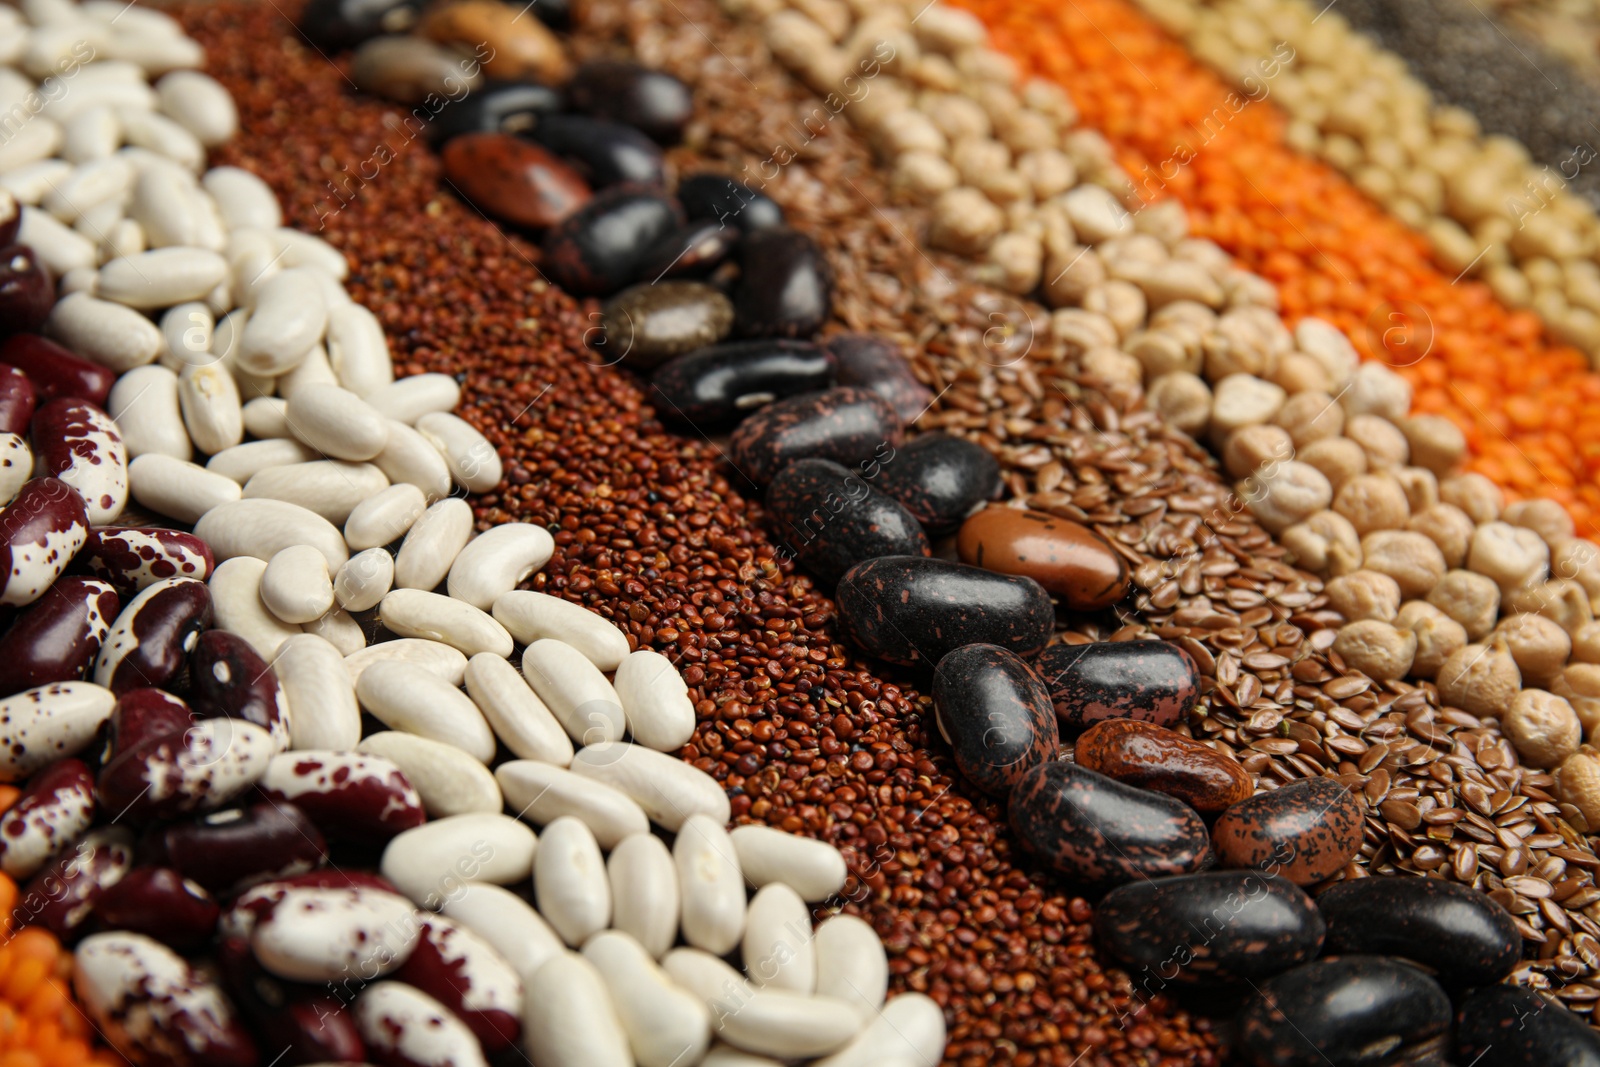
570;741;729;831
395;497;473;590
156;71;236;147
202;167;280;230
675;813;745;956
533;816;610;947
239;269;326;376
129;455;241;524
378;588;514;659
583;931;711;1067
365;373;460;424
334;546;394;613
495;590;631;670
523;952;633;1067
274;633;361;751
46;291;164;371
813;915;888;1024
730;825;848;902
205;438;317;483
372;419;452;501
464;652;574;766
344;482;426;550
441;882;564;984
242;460;389;526
608;833;678;960
208;556;300;662
302;607;364;656
177;361;243;455
494;760;648;848
614;649;696;751
194;498;349;571
325;302;392;397
743;884;816;993
381;813;537;909
343;639;467;687
356;659;495;762
810;993;945;1067
97;248;227;309
446;523;554;610
109;365;189;460
260;544;333;625
522;638;626;744
358;730;502;817
284;383;389;461
415;411;502;493
240;397;289;439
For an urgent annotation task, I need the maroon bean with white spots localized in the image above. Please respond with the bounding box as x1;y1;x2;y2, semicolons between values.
0;758;94;879
0;333;115;407
216;935;368;1065
30;397;128;526
93;867;220;952
220;868;403;940
0;364;35;435
392;912;523;1051
0;576;119;697
105;686;194;756
96;714;275;824
190;629;289;752
356;981;488;1067
93;576;212;695
146;801;327;895
17;827;134;940
257;750;426;841
79;526;214;597
0;476;89;608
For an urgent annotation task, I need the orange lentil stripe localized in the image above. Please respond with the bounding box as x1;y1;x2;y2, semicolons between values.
955;0;1600;533
0;918;112;1065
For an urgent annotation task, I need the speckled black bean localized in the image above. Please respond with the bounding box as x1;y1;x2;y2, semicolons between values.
1033;639;1199;730
1213;778;1364;885
1238;956;1451;1067
874;433;1000;535
765;459;928;586
1095;871;1324;985
932;644;1057;797
837;555;1055;666
727;387;900;486
1008;760;1211;888
634;220;738;282
540;187;682;297
299;0;422;50
428;80;565;146
826;333;934;424
676;173;785;233
566;60;692;144
732;229;831;339
529;114;665;188
651;340;832;426
1454;986;1600;1067
1316;877;1520;986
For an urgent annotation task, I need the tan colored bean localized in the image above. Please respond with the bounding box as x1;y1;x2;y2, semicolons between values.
1325;570;1402;623
1209;374;1286;439
1281;510;1361;575
1332;473;1410;536
1343;414;1409;471
1505;689;1582;769
1572;621;1600;664
1468;521;1550;592
1494;612;1573;685
1268;353;1334;395
1398;601;1467;679
1222;425;1293;481
1393;466;1439;514
1271;390;1343;447
1144;373;1211;437
1427;570;1501;641
1557;748;1600;831
1440;472;1503;524
1503;498;1575;544
1332;620;1415;681
1239;460;1330;533
1358;530;1446;600
1397;414;1467;476
1298;437;1367;492
1503;579;1594;634
1551;538;1600;603
1340;362;1412;421
1437;641;1521;718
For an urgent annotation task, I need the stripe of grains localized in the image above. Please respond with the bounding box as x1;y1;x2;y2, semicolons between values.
173;0;1224;1062
958;0;1600;536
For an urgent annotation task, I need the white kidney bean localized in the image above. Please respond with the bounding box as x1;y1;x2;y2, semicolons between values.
128;453;241;523
208;556;301;662
813;915;888;1024
381;812;537;909
2;160;72;205
583;930;711;1067
571;742;729;831
0;435;29;506
97;247;227;309
240;396;288;439
334;546;394;613
60;105;119;164
303;606;365;656
177;360;243;454
44;156;132;222
56;265;99;297
158;301;213;369
281;382;388;461
810;993;945;1067
743;884;816;994
47;291;164;371
395;497;473;590
154;70;236;146
275;343;338;400
18;205;95;275
441;882;564;984
533;816;611;946
0;681;115;782
523;952;634;1067
415;411;501;494
447;524;554;610
242;460;389;526
712;989;861;1060
702;1046;788;1067
260;543;334;625
194;497;349;571
729;825;848;903
494;590;630;671
358;730;502;817
343;638;467;687
356;982;488;1067
608;832;679;959
99;219;144;264
239;269;326;376
373;419;453;501
201;166;281;230
0;116;62;175
274;632;362;751
493;760;648;848
356;659;495;762
325;301;392;397
251;884;419;982
205;438;316;483
675;813;745;956
522;638;627;745
117;107;203;170
378;588;514;659
107;365;189;460
464;652;574;766
366;373;460;424
131;164;203;249
614;649;697;752
662;947;751;1014
270;226;348;280
345;482;425;550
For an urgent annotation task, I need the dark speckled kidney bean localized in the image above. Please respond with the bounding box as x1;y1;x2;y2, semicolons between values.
1074;719;1251;813
1034;640;1199;730
256;750;426;841
0;245;54;335
97;714;276;824
1095;871;1324;984
1317;877;1520;986
0;577;120;697
300;0;423;50
677;173;785;233
0;333;115;407
393;912;523;1051
217;934;368;1065
190;630;290;752
29;398;127;526
93;866;219;952
541;187;682;297
146;801;327;895
0;758;95;879
958;505;1129;611
18;827;133;940
634;219;738;282
92;576;212;695
875;433;1000;535
733;229;831;338
0;477;89;608
0;364;35;435
600;280;733;370
568;60;692;143
79;526;213;597
826;333;933;424
1238;956;1450;1067
651;339;832;426
728;387;901;486
0;194;16;247
1213;777;1363;885
932;644;1058;797
1007;760;1211;888
427;80;563;145
837;555;1054;666
531;114;665;188
766;459;929;587
1455;986;1600;1067
106;686;193;756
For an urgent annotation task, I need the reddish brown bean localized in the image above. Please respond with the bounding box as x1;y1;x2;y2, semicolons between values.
0;333;115;406
0;577;120;697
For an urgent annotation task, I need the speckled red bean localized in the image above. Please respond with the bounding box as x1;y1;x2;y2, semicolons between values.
0;576;120;697
79;526;214;596
146;801;328;895
16;826;134;940
1212;778;1364;885
0;363;35;434
29;397;128;525
0;477;89;608
0;333;115;407
0;757;95;879
93;576;213;695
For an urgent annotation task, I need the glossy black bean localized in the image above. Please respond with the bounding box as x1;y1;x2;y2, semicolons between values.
826;333;933;423
728;387;901;486
1237;956;1451;1067
837;555;1055;666
300;0;423;49
149;802;327;895
1034;640;1200;729
567;60;693;143
677;173;785;232
1455;986;1600;1067
530;114;665;188
428;80;564;145
0;245;54;337
540;187;682;297
0;577;120;697
190;630;290;751
1316;877;1520;986
875;433;1000;535
93;867;219;952
599;280;733;370
732;229;831;338
651;340;831;427
766;459;929;586
932;644;1057;797
634;220;739;282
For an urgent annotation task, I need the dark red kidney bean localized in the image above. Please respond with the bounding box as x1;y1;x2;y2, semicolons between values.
392;913;522;1051
30;397;127;525
825;333;934;424
0;758;95;880
567;60;692;143
634;219;738;282
0;333;115;406
932;643;1058;798
530;113;665;188
0;477;90;608
728;386;902;486
257;751;426;841
732;228;831;339
0;364;35;435
93;576;213;695
0;191;17;247
107;686;194;756
677;172;785;232
190;630;289;751
540;187;682;296
93;866;219;952
79;526;214;597
15;827;134;940
217;935;368;1066
0;245;55;337
149;801;328;895
0;577;119;697
97;714;276;824
650;339;832;427
221;869;405;940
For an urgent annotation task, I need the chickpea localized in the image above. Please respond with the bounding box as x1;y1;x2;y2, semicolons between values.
1333;472;1411;536
1437;641;1522;718
1572;621;1600;664
1440;472;1503;524
1551;538;1600;604
1209;373;1287;439
1300;437;1368;491
1145;372;1212;437
1504;689;1582;769
1566;663;1600;700
1359;530;1447;600
1407;503;1475;569
1502;498;1575;545
1467;521;1550;593
1493;612;1573;685
1572;696;1600;739
1344;414;1409;470
1397;414;1467;476
1555;748;1600;831
1239;460;1332;533
1281;510;1361;574
1223;424;1294;480
1326;569;1403;623
1332;619;1416;681
1502;579;1593;634
1394;466;1439;514
1398;602;1468;679
1340;362;1412;421
1271;390;1344;447
1268;353;1332;395
1427;569;1501;641
1294;317;1359;391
